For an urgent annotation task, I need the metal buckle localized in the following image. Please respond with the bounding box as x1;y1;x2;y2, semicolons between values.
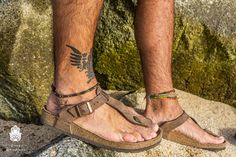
71;102;93;117
86;102;93;113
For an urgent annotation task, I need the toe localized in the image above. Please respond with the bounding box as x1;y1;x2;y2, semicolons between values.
201;129;225;144
137;126;157;140
132;131;145;142
209;135;225;144
122;133;138;143
218;136;225;143
152;123;159;132
149;130;158;139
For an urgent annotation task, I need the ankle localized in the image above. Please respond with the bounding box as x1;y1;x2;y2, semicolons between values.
54;78;98;95
146;89;177;109
145;96;183;123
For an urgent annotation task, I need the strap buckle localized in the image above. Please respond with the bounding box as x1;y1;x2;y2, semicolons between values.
75;102;93;117
86;102;93;113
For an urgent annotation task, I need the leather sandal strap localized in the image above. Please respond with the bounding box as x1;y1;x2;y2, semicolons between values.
58;89;109;122
160;111;189;135
106;94;153;128
67;89;109;117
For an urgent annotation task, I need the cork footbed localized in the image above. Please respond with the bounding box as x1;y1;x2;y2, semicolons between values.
41;106;162;152
160;111;226;150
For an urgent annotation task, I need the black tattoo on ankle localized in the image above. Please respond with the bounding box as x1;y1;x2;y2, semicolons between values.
153;101;162;111
153;105;158;111
67;45;95;83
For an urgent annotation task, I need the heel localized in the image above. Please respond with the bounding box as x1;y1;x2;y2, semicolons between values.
41;105;71;133
41;106;58;127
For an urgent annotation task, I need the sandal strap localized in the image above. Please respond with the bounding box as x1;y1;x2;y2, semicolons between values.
106;96;153;128
146;89;177;100
160;112;223;142
58;86;109;122
67;88;109;117
160;111;189;135
56;87;153;128
52;83;99;98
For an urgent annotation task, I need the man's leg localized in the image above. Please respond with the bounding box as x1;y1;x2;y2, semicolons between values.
135;0;224;144
46;0;158;143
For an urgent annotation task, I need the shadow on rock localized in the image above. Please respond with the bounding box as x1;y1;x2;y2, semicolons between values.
219;128;236;146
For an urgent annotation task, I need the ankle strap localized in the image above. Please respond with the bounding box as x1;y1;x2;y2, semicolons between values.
146;89;177;100
51;83;99;98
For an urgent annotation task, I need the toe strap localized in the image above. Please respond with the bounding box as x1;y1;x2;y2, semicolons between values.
102;90;153;128
160;111;189;135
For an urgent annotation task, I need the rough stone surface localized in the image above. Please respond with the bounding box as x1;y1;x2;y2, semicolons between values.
34;137;116;157
0;118;61;157
0;0;235;122
172;0;236;108
0;0;52;122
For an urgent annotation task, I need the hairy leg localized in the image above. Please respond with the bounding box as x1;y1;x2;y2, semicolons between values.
53;0;99;93
46;0;158;143
135;0;224;144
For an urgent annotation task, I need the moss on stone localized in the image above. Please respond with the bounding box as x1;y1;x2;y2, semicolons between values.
94;0;142;90
172;13;236;107
95;41;143;90
28;0;51;13
0;0;52;122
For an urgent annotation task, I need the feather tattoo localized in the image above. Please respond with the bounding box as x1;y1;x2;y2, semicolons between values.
67;45;95;83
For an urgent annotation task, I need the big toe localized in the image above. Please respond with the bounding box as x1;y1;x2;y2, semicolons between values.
204;131;225;144
211;136;225;144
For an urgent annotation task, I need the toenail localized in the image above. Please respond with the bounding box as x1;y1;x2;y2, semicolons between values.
219;136;224;140
151;132;157;138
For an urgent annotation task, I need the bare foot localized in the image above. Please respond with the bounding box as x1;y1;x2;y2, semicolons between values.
145;96;225;144
46;87;159;143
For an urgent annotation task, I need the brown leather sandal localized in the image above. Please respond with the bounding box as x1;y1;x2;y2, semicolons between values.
147;90;226;150
41;84;162;152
